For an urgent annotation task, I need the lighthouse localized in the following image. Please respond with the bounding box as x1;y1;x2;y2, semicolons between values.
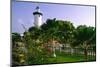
33;6;43;27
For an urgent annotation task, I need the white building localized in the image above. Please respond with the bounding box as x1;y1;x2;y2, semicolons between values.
33;6;43;27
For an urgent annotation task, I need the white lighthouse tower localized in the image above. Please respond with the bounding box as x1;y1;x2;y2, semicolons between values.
33;6;43;27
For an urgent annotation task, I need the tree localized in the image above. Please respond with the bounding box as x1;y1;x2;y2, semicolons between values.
71;25;96;61
24;27;49;64
12;33;21;47
41;18;75;57
12;33;27;65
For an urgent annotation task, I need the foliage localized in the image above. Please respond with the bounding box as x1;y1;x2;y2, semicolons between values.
12;18;96;65
12;33;21;46
70;25;96;60
24;29;49;64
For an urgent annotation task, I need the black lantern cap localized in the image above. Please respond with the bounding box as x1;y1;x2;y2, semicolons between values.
33;12;43;15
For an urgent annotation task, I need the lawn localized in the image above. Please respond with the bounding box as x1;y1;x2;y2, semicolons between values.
44;50;96;64
29;50;96;65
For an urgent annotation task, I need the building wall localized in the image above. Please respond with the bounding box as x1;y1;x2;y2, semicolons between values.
34;14;42;27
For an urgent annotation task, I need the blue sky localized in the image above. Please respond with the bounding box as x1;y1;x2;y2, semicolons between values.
12;0;95;33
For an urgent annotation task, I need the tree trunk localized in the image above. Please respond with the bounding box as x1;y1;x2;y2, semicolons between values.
84;48;88;61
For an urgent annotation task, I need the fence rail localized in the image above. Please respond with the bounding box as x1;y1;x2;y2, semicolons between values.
58;47;96;61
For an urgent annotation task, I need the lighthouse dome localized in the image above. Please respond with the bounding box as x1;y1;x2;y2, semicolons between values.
33;6;43;15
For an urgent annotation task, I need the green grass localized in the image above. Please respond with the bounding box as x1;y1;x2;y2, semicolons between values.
44;50;96;64
47;56;83;63
29;50;96;65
